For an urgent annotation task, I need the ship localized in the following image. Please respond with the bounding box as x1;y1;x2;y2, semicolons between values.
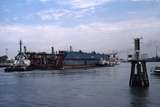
151;65;160;75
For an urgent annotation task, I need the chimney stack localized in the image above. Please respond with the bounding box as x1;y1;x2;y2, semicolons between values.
69;45;73;52
51;47;54;54
19;40;22;54
24;46;27;53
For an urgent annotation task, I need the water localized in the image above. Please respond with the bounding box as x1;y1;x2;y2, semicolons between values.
0;63;160;107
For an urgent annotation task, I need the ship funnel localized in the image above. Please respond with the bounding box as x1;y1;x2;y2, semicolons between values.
24;46;27;53
19;40;22;54
69;45;73;52
51;47;54;54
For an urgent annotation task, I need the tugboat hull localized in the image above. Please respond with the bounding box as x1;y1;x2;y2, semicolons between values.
152;66;160;75
153;70;160;75
4;66;31;72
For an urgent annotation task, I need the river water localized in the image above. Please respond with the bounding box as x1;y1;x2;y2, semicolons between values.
0;63;160;107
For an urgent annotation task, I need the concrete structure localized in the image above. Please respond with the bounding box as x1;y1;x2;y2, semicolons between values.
129;38;149;88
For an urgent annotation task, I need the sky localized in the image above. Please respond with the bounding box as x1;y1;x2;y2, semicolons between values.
0;0;160;58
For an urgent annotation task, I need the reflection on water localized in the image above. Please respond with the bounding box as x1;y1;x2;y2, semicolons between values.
129;88;149;107
0;63;160;107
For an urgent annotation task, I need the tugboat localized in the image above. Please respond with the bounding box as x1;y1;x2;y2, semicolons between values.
97;58;110;66
152;65;160;75
5;40;31;72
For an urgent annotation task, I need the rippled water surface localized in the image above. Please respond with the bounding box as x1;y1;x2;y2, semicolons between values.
0;63;160;107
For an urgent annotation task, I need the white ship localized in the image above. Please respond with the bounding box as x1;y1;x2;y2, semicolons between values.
153;65;160;74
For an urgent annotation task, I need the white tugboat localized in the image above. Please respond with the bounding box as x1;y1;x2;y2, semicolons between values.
5;40;31;72
97;58;110;66
152;65;160;74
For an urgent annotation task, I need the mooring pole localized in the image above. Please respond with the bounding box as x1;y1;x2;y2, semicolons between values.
129;38;149;88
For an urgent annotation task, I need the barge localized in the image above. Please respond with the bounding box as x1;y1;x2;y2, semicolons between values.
61;50;113;69
25;51;64;70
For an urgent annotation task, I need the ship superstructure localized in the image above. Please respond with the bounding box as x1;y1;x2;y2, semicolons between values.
5;40;31;72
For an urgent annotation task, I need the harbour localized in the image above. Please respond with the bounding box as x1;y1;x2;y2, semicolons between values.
0;62;160;107
0;37;160;107
1;0;160;107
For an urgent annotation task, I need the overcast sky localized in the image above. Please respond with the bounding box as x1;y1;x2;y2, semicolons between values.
0;0;160;58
